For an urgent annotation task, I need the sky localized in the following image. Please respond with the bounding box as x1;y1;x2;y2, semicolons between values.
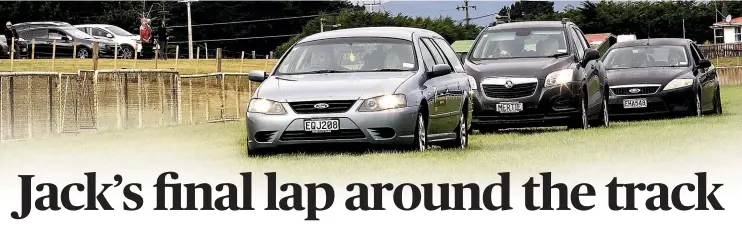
359;1;579;26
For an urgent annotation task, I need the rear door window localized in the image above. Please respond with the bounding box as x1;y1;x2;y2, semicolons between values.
433;38;465;73
418;39;437;72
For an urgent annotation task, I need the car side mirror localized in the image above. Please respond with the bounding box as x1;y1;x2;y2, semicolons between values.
248;70;267;82
697;59;712;69
428;64;452;78
581;48;600;67
106;33;114;38
61;36;70;42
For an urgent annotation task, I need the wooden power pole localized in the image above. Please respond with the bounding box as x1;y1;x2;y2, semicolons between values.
457;0;477;25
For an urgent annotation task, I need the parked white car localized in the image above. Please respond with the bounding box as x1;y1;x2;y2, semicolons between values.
75;24;141;59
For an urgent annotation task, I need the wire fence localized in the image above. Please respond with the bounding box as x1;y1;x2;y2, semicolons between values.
0;70;260;141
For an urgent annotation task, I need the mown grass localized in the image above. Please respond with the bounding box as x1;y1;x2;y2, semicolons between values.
0;58;278;74
0;85;739;183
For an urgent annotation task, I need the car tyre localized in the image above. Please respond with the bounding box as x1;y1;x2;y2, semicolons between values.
568;92;588;130
410;113;428;152
441;112;468;149
590;97;610;127
713;87;723;115
77;47;91;59
688;91;702;117
247;148;270;157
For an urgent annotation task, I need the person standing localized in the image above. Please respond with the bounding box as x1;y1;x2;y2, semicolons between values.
157;21;168;60
4;22;19;57
139;18;153;58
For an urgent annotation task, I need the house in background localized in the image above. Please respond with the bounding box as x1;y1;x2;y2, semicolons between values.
712;17;742;44
585;33;617;55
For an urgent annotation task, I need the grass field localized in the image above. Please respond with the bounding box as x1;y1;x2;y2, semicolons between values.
0;85;740;183
0;58;279;74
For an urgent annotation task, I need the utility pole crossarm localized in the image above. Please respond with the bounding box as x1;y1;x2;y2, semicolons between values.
456;0;477;25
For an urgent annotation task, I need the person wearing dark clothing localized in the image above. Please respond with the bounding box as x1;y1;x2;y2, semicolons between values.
4;22;20;57
157;22;168;60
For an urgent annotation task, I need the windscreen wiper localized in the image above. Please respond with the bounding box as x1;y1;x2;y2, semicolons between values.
306;69;345;74
373;68;411;72
548;52;570;58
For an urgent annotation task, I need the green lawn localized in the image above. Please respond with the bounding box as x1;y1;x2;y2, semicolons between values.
0;85;740;183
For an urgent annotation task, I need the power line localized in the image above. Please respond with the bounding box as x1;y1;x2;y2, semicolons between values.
456;12;497;23
169;34;300;43
169;13;339;28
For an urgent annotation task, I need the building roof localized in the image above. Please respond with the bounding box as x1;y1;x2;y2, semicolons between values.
712;17;742;27
299;27;443;44
585;33;614;47
451;40;473;53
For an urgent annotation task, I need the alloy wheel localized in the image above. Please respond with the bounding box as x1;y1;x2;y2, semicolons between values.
458;114;467;149
78;49;89;59
121;47;133;59
695;94;702;116
417;114;426;152
602;98;610;127
580;99;588;129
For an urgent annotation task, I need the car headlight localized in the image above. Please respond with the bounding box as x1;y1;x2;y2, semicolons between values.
358;94;407;112
248;98;286;115
467;76;478;90
544;69;574;87
663;78;693;91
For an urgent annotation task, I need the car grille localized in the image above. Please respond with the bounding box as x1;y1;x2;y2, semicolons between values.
288;100;356;114
610;86;660;96
280;129;366;141
482;83;537;99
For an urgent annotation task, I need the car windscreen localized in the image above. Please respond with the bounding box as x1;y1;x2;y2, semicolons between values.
470;28;568;60
62;27;93;39
106;26;134;36
602;45;689;69
274;37;417;75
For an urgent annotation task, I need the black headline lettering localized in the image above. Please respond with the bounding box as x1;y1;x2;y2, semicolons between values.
8;171;725;220
606;172;724;211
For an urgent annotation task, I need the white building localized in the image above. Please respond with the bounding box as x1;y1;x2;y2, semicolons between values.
712;17;742;44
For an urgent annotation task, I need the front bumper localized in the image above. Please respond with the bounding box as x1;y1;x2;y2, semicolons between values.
608;86;696;117
247;101;419;151
472;81;582;128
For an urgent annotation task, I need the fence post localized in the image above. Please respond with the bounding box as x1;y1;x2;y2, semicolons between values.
220;73;225;121
175;45;180;71
31;39;35;60
176;73;182;124
48;75;54;136
92;42;99;70
9;76;15;139
269;51;273;59
240;51;245;73
216;48;222;73
137;73;143;128
134;44;138;69
10;39;15;71
155;46;159;69
196;47;201;73
52;40;57;72
252;50;256;59
114;43;118;69
26;75;32;139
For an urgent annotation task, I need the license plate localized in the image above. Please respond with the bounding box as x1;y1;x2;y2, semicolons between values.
496;102;524;113
623;98;648;109
304;119;339;133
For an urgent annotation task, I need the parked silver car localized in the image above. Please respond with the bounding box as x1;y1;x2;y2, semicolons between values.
246;27;474;155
